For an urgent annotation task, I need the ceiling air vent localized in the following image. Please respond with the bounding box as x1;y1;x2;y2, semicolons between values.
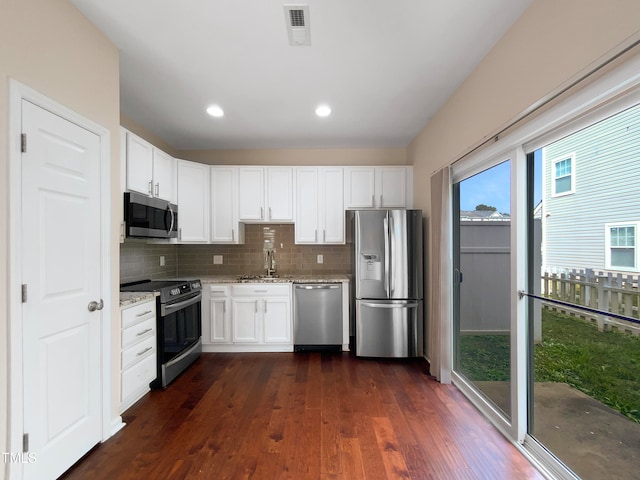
283;5;311;46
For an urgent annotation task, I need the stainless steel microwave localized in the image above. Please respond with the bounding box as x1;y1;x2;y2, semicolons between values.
124;192;178;239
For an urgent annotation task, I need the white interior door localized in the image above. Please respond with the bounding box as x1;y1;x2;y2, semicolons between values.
21;100;102;480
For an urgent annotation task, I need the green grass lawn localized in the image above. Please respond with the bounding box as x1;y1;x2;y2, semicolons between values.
459;310;640;423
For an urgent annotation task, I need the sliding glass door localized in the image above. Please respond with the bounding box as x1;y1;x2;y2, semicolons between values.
453;160;512;419
526;104;640;480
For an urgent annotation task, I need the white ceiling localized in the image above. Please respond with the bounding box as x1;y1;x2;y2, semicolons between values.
71;0;532;150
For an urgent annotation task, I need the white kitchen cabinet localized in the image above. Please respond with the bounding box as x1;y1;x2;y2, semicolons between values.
238;167;294;222
295;167;344;244
125;130;176;202
120;298;157;413
176;159;210;243
344;166;413;209
202;285;232;344
210;166;244;244
232;298;261;343
263;297;291;343
202;283;292;351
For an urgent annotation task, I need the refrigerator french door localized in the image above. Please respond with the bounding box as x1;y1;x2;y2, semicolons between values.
354;210;423;357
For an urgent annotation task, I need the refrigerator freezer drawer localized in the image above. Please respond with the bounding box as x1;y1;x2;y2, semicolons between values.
356;300;422;358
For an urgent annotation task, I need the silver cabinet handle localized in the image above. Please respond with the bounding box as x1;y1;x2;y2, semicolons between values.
254;300;258;313
155;183;160;197
371;194;375;207
323;230;326;243
136;310;153;317
148;181;153;196
265;301;267;314
88;299;104;312
260;207;264;219
269;207;272;219
136;328;153;337
380;195;383;206
232;229;235;242
314;230;317;242
136;346;153;357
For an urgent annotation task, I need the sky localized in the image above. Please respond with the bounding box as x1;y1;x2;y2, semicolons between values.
458;150;542;214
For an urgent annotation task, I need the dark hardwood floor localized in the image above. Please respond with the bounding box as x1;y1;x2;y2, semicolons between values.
61;353;544;479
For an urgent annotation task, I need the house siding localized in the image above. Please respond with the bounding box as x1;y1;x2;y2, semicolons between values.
543;103;640;272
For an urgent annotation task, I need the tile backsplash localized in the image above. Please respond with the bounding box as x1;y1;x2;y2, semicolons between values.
120;240;178;284
119;224;351;283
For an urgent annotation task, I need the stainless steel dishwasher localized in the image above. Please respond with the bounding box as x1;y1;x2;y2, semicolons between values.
293;283;342;351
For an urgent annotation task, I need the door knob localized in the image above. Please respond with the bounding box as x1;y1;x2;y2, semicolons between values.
88;299;104;312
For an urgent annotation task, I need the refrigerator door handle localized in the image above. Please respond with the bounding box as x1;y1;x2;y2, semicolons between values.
383;214;390;297
359;301;420;308
389;213;395;297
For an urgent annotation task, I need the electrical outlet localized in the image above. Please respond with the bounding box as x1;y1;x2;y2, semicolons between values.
159;255;165;266
317;254;323;264
213;255;223;265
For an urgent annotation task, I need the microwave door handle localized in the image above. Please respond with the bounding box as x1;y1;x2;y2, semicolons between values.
167;203;175;235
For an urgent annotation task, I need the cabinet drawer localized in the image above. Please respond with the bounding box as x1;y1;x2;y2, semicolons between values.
231;283;290;297
208;285;230;297
121;353;156;402
122;336;156;370
122;300;156;329
122;317;155;349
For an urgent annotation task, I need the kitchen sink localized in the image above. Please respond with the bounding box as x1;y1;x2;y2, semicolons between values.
236;274;294;283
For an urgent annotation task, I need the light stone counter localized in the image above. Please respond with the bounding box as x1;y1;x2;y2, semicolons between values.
199;274;350;284
119;291;158;309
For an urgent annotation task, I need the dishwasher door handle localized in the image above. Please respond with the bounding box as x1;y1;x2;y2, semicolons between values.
296;284;340;290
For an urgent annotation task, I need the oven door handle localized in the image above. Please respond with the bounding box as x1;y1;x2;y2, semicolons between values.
161;292;202;317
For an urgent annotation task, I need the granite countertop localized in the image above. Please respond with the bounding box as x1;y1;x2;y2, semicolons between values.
199;274;350;284
120;291;158;309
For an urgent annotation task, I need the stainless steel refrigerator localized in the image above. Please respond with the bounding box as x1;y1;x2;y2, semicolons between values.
353;210;423;357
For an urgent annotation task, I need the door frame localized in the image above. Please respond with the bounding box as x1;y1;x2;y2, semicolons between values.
7;79;114;479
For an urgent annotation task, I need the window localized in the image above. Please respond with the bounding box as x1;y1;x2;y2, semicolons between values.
551;154;575;196
605;222;639;271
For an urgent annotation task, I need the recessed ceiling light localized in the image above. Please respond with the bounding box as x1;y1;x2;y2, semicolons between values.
206;105;224;117
315;104;331;117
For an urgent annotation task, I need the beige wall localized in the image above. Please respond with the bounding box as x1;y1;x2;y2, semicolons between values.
409;0;640;216
408;0;640;362
0;0;120;471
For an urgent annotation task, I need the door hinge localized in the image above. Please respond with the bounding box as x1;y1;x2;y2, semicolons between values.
23;433;29;453
22;284;27;303
21;133;27;153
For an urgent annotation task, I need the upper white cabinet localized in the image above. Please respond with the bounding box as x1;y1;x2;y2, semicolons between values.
238;167;294;222
210;166;244;244
344;166;412;209
295;167;344;244
176;160;209;243
125;130;176;202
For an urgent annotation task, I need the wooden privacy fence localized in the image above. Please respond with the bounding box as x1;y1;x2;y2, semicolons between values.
542;268;640;335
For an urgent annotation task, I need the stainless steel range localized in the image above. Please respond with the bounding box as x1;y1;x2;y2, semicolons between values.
121;279;202;388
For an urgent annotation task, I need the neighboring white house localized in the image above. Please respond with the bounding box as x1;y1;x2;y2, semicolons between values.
542;102;640;274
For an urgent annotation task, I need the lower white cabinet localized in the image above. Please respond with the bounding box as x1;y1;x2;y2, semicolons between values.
202;283;292;352
120;298;157;413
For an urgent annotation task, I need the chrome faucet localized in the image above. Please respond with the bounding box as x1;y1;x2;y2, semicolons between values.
265;249;276;276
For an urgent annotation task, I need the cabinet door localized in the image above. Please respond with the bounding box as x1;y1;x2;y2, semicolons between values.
209;298;230;343
177;160;209;242
344;167;375;208
267;167;294;221
211;167;241;243
263;298;291;343
321;167;345;243
377;167;407;208
295;168;319;243
232;299;260;343
152;149;176;202
238;167;265;221
125;132;153;196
